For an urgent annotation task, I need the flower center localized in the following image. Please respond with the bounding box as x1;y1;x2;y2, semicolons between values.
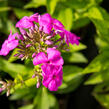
53;75;56;79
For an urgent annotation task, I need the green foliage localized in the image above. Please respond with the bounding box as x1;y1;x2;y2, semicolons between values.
62;52;87;63
24;0;46;9
58;65;83;93
0;57;32;78
33;87;59;109
1;0;109;108
18;104;34;109
13;8;33;19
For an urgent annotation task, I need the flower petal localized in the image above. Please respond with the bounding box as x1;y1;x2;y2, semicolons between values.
47;48;64;66
52;18;64;30
42;76;52;88
7;40;19;50
0;39;18;56
48;80;58;91
33;52;48;65
38;13;53;34
16;16;34;28
29;13;39;23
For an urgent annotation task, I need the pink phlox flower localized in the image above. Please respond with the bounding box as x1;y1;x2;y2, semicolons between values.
16;16;34;28
55;26;80;46
45;40;54;45
52;18;64;31
19;28;27;36
0;31;19;56
29;13;39;23
16;13;39;29
0;88;3;93
41;63;63;91
38;13;64;34
63;30;80;46
38;13;53;34
33;48;64;66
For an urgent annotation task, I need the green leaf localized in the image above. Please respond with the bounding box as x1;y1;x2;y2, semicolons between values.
10;86;37;100
62;52;87;63
62;0;102;10
58;65;83;93
34;87;59;109
19;104;34;109
47;0;59;15
72;12;90;29
0;20;18;34
48;94;59;109
88;6;109;43
57;8;73;31
0;7;11;12
82;51;109;74
10;78;36;93
13;8;33;19
85;69;109;85
8;48;19;62
69;43;87;52
34;87;49;109
0;57;30;78
24;0;46;9
85;73;103;85
0;0;8;18
93;84;109;109
63;0;89;10
95;36;109;50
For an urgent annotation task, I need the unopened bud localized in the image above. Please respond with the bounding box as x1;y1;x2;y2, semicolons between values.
0;88;3;93
36;82;40;88
26;44;32;48
6;89;10;96
32;53;36;58
45;40;54;45
32;74;36;78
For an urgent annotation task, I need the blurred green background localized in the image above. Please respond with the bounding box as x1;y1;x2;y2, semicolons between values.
0;0;109;109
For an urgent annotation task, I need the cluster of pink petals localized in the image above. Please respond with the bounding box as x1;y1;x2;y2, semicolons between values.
0;13;80;91
38;13;64;34
38;13;80;46
33;48;64;66
33;48;64;91
16;13;38;29
41;64;63;91
0;31;19;56
16;13;80;46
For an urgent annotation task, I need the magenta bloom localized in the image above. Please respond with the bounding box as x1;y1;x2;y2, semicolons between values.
60;30;80;46
38;13;64;34
16;13;38;29
52;18;64;31
33;48;64;66
38;13;53;34
41;64;63;91
0;31;19;56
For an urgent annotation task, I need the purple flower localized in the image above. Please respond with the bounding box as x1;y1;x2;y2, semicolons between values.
38;13;64;34
0;31;19;56
45;40;54;45
0;88;3;93
60;30;80;46
16;16;34;28
29;13;39;23
55;26;80;46
16;13;38;29
36;82;40;88
33;48;64;66
41;64;63;91
38;13;53;34
52;18;64;31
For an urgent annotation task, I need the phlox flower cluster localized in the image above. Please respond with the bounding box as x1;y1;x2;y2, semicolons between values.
0;13;80;92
